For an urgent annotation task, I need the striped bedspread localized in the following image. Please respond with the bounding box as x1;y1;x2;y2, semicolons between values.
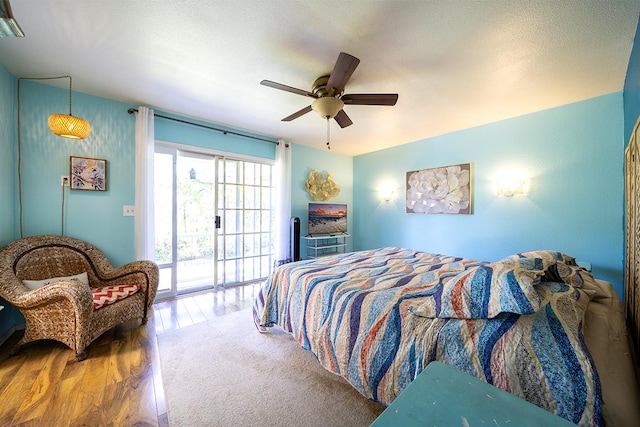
253;247;601;426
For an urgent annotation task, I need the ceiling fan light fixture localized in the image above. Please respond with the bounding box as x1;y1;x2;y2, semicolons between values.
48;114;91;139
262;52;397;130
0;0;24;37
311;96;344;119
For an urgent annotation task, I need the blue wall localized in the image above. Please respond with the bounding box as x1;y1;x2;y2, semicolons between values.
10;84;329;266
14;81;137;266
353;93;625;297
1;18;638;334
0;76;348;338
0;79;349;263
291;143;353;255
0;75;630;307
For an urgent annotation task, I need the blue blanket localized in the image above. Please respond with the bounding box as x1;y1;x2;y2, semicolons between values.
254;247;601;426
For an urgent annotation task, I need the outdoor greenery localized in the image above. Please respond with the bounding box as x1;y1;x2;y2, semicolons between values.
154;151;274;289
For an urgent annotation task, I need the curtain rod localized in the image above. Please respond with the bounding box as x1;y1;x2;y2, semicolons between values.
127;108;282;145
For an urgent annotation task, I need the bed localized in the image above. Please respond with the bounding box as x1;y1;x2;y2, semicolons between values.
253;247;640;427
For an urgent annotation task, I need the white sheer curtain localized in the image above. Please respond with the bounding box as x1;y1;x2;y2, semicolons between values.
134;106;155;260
273;140;292;266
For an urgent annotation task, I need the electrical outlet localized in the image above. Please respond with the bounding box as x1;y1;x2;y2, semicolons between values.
60;176;69;187
123;205;135;216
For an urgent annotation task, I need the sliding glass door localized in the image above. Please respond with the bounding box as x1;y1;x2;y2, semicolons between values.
154;145;274;299
217;158;274;285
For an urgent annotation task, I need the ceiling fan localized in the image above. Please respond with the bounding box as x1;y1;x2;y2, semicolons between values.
260;52;398;129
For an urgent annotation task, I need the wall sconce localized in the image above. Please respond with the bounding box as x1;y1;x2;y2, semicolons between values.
496;180;523;197
495;178;530;197
379;184;395;202
381;189;394;201
494;168;531;197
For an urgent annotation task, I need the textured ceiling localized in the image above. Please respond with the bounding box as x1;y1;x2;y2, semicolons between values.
1;1;639;155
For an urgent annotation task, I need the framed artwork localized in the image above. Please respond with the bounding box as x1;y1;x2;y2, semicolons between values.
406;163;472;214
70;156;107;191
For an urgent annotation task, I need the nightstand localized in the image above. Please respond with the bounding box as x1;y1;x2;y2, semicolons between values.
370;361;575;427
577;261;592;271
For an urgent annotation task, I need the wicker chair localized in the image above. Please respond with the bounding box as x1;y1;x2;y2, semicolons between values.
0;235;159;361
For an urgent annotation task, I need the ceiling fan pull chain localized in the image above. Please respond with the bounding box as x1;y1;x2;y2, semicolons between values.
326;117;331;150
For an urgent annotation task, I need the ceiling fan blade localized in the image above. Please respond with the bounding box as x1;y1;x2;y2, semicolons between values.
261;80;316;98
282;105;312;122
341;93;398;106
326;52;360;96
334;109;353;128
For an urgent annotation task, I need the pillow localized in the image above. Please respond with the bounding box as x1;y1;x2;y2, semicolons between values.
541;262;595;288
503;250;599;289
92;284;140;310
535;281;595;327
502;250;578;266
409;258;544;319
22;272;89;290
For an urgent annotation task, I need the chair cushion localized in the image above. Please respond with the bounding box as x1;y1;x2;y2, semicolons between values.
92;284;140;310
22;272;89;290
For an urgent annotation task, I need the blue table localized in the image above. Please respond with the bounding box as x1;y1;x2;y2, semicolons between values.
370;361;576;426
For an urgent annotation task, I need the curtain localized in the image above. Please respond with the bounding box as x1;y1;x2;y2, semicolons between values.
273;140;292;266
134;106;155;260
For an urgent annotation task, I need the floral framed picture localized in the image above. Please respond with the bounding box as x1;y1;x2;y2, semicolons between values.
70;156;107;191
406;163;472;214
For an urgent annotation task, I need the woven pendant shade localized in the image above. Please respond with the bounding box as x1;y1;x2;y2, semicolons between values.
48;113;91;140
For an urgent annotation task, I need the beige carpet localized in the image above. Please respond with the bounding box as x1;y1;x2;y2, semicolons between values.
157;308;385;427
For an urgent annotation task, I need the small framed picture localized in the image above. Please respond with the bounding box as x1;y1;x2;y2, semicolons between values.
70;156;107;191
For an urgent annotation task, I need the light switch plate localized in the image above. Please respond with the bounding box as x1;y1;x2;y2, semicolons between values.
123;205;135;216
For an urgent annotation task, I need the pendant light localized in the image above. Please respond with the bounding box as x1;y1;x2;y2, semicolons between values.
47;76;91;139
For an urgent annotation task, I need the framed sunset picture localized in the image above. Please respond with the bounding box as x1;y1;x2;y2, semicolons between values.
70;156;107;191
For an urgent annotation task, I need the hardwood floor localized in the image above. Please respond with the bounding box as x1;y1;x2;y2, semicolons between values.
0;282;262;427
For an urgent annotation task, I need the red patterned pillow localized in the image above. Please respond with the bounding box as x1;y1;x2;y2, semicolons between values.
92;284;140;310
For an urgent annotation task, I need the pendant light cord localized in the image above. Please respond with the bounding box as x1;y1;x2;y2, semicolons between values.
67;76;73;115
17;75;74;238
61;184;66;236
17;78;24;238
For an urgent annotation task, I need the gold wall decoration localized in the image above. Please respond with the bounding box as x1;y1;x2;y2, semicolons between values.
305;169;340;201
